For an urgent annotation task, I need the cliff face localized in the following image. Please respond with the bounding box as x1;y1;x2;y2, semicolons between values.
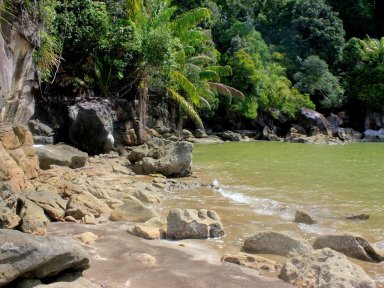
0;3;40;124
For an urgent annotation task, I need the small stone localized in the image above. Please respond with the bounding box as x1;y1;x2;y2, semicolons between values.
74;232;99;244
345;213;370;221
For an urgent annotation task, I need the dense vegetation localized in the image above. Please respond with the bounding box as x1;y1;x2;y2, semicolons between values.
4;0;384;131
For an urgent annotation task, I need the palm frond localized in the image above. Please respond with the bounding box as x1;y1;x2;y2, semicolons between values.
199;96;211;110
199;70;219;81
167;87;204;130
187;55;214;65
209;82;245;103
172;7;211;36
170;70;200;106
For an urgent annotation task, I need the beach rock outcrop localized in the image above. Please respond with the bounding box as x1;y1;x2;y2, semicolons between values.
68;98;114;155
279;248;375;288
222;253;282;274
35;144;88;170
0;124;39;190
167;208;225;240
128;138;193;177
313;234;384;263
0;229;90;286
294;210;317;224
243;231;312;256
27;190;67;221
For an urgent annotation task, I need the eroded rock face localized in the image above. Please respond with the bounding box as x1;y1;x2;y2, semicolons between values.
279;248;375;288
68;98;114;155
35;144;88;170
167;208;225;240
0;229;90;286
243;231;312;256
313;234;384;263
129;138;193;177
0;5;39;125
0;124;39;190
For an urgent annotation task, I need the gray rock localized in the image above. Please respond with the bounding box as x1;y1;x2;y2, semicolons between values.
110;198;159;222
194;129;207;138
337;128;362;141
18;197;50;235
294;210;317;224
313;234;384;263
167;208;225;240
68;98;114;154
279;248;375;288
33;136;54;145
243;231;312;256
0;229;90;286
28;120;54;137
35;144;88;170
217;130;241;141
364;128;384;141
27;190;67;221
129;138;193;177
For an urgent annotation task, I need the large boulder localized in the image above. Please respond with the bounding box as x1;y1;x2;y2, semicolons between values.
0;229;90;286
167;208;225;240
216;130;241;141
363;129;384;141
68;98;114;155
279;248;375;288
243;231;312;256
35;144;88;170
300;108;333;137
129;138;193;177
313;234;384;263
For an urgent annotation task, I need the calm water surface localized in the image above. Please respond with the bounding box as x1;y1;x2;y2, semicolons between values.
162;141;384;285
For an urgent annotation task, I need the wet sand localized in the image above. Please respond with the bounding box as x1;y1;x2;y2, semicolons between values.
47;222;292;288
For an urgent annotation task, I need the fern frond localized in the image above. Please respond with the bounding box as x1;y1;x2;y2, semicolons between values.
207;65;232;77
170;70;200;106
199;96;211;110
167;87;204;130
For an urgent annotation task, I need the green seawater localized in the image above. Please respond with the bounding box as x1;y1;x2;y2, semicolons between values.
163;141;384;284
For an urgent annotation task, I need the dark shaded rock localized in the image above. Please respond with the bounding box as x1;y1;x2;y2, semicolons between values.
262;126;281;141
68;98;114;155
0;229;90;286
300;108;332;137
294;210;317;224
35;144;88;170
217;130;241;141
243;231;312;256
279;248;375;288
194;129;207;138
167;208;225;240
337;128;362;141
28;120;53;137
313;234;384;263
346;213;370;221
129;138;193;177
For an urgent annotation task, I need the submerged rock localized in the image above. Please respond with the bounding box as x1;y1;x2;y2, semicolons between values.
0;229;90;286
313;234;384;263
294;210;317;224
279;248;375;288
345;213;370;221
243;231;312;256
167;208;225;240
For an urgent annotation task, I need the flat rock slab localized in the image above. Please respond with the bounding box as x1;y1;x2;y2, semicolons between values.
35;144;88;170
0;229;90;286
47;222;291;288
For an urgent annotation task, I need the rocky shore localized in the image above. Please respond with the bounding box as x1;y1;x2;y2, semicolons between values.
1;123;383;287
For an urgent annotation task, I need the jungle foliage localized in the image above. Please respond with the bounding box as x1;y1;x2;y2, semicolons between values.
9;0;384;129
